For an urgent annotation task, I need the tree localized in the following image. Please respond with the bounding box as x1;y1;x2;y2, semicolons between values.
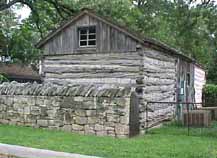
0;9;18;56
0;0;75;37
0;8;40;63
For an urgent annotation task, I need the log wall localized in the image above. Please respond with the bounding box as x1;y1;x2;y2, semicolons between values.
139;49;177;132
42;52;142;85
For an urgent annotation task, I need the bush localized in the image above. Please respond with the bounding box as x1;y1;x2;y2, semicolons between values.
203;84;217;107
0;74;8;83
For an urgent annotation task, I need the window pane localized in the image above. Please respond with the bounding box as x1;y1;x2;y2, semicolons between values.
80;41;87;46
80;35;87;40
88;40;96;46
89;27;96;34
89;34;96;40
80;29;87;34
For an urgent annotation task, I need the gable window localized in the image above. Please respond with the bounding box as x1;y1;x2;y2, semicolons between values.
78;26;96;47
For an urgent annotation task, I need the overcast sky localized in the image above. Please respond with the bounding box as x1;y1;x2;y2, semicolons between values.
13;5;31;21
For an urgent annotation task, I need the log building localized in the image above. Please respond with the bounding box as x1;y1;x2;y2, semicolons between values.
36;9;206;130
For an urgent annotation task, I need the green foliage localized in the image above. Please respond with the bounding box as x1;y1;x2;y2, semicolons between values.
203;84;217;96
0;74;8;83
0;9;18;56
207;51;217;84
9;22;42;63
0;8;41;63
203;84;217;106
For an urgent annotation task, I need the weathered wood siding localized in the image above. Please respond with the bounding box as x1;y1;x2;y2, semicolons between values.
177;59;195;102
140;49;177;132
194;65;206;104
42;53;142;85
41;14;138;55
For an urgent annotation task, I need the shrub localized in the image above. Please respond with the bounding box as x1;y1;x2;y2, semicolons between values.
0;74;8;83
203;84;217;107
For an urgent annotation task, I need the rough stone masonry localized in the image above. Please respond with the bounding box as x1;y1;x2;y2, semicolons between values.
0;82;140;138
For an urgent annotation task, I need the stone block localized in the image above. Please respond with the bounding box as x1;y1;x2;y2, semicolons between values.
105;126;114;131
96;131;106;136
0;119;9;124
44;99;53;106
40;107;48;117
120;116;129;125
54;120;64;127
87;117;98;124
104;122;115;127
74;97;84;102
75;116;87;125
51;97;62;107
75;110;86;117
37;120;48;127
28;97;36;106
106;114;120;123
84;125;95;135
8;120;17;125
23;106;31;115
35;98;45;106
30;106;41;115
115;124;129;135
48;120;55;126
84;125;94;131
60;97;74;108
95;124;104;131
4;97;14;106
64;112;72;124
77;131;85;135
47;108;58;118
107;130;116;137
72;124;84;131
86;110;97;116
62;125;72;132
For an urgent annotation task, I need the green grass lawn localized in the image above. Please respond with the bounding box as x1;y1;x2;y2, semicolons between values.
0;123;217;158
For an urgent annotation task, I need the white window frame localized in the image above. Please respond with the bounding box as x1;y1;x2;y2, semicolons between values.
78;26;96;48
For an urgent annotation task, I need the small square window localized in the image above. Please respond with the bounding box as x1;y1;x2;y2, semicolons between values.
78;26;96;47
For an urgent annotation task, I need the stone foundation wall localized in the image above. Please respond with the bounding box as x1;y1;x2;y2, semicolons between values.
0;82;137;138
